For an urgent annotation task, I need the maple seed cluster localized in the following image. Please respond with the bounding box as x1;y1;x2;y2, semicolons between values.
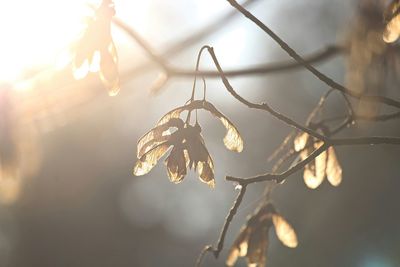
227;203;298;267
72;0;120;96
294;132;343;189
133;100;244;188
383;0;400;43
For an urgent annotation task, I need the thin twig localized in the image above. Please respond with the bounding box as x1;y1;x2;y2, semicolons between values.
196;185;247;266
206;45;326;141
226;0;400;110
227;136;400;184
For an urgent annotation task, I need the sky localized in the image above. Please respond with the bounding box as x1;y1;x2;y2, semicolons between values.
1;0;400;267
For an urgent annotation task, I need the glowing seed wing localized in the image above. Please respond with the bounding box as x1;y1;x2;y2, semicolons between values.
201;101;244;152
72;37;91;80
99;42;120;96
226;227;250;266
156;107;185;126
226;248;239;267
383;1;400;43
303;165;324;189
326;147;342;186
165;146;187;184
220;117;244;153
182;129;215;188
197;159;215;188
294;132;309;152
272;214;298;248
303;143;327;189
89;50;101;73
133;143;170;176
137;118;184;158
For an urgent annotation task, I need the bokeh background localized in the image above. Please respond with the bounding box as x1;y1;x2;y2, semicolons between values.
1;0;400;266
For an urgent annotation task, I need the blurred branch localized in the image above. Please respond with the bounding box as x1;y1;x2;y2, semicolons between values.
112;18;169;71
114;11;344;84
169;45;343;78
162;0;259;58
226;0;400;110
118;0;260;82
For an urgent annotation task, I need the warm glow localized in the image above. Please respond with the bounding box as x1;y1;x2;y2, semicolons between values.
272;214;298;248
0;0;99;82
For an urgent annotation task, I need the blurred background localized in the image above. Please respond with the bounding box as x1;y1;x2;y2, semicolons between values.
0;0;400;266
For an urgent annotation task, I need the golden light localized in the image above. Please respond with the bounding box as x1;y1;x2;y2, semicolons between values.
0;0;99;82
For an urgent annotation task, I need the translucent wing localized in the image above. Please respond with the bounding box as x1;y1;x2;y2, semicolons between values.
326;146;343;186
137;118;184;158
200;101;244;153
156;107;185;126
165;146;187;184
272;214;298;248
303;142;327;189
154;100;244;153
294;132;309;152
99;42;120;96
197;158;215;188
383;0;400;43
133;143;170;176
226;227;251;266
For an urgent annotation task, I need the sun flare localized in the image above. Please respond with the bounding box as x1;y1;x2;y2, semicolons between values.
0;0;102;82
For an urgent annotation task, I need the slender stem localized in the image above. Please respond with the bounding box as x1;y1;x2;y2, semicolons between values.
190;46;209;101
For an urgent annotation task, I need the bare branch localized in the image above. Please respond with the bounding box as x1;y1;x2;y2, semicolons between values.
196;185;247;266
226;0;400;110
205;46;326;141
227;136;400;185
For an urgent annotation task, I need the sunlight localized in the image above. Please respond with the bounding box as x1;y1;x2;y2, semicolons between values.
0;0;99;82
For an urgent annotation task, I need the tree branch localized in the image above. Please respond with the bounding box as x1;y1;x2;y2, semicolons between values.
205;46;326;141
195;185;247;266
169;45;343;78
226;136;400;185
226;0;400;110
